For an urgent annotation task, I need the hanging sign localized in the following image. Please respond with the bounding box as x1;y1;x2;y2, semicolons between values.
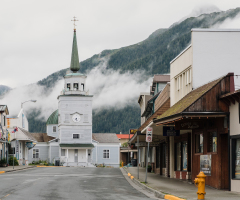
146;127;152;142
26;142;34;149
163;126;180;136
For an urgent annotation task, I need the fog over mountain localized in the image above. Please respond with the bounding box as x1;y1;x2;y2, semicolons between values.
2;6;240;134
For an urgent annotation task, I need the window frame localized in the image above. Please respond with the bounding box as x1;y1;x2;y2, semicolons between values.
231;136;240;180
33;149;39;158
103;149;110;159
195;131;204;155
73;134;80;139
207;129;218;154
53;126;56;133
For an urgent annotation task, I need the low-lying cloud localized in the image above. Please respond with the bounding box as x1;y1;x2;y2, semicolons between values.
1;58;152;121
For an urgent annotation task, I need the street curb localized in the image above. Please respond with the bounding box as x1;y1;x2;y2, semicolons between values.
122;167;186;200
4;166;37;173
122;167;165;199
36;166;65;167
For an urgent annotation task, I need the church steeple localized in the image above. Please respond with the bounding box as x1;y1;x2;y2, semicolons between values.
70;29;80;72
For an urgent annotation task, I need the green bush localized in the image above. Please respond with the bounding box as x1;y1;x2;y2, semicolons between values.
0;158;7;165
9;156;19;166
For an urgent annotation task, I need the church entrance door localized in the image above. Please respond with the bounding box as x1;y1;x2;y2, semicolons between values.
74;149;78;163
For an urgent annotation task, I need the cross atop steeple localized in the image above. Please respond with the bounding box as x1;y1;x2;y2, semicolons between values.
71;16;78;31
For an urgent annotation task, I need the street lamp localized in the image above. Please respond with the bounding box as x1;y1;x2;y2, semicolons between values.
21;100;37;108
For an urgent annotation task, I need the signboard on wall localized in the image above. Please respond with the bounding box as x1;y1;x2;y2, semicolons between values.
163;126;180;136
146;127;152;142
200;155;211;176
135;142;159;147
175;120;203;130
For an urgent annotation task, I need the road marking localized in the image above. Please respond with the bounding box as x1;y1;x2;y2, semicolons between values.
4;194;10;198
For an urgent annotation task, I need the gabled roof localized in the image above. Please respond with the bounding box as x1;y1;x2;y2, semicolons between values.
46;110;58;125
30;132;55;142
92;133;120;143
18;128;37;142
157;76;224;120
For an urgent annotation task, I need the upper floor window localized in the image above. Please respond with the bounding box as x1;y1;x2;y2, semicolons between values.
73;134;79;139
67;83;71;91
53;126;56;133
73;83;79;90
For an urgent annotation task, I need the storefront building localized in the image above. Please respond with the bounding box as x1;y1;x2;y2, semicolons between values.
154;73;234;189
220;89;240;192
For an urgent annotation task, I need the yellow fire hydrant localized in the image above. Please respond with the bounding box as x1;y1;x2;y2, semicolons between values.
194;171;206;200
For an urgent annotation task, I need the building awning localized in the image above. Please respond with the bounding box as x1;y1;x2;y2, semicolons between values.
60;143;94;148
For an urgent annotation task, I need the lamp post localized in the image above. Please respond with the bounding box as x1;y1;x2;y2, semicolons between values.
21;100;37;108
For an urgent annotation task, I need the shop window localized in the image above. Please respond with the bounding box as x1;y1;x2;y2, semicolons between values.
176;142;181;171
195;133;203;153
208;132;217;153
232;138;240;179
182;142;188;171
239;103;240;124
156;146;160;168
162;143;166;168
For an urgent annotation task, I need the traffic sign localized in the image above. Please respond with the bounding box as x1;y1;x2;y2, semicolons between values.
146;127;152;142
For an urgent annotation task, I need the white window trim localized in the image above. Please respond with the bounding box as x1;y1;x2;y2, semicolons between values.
33;149;40;159
103;149;110;159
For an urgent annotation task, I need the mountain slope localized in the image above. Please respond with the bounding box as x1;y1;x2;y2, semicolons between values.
26;7;240;134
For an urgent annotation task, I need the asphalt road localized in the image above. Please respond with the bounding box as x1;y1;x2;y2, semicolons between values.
0;167;153;200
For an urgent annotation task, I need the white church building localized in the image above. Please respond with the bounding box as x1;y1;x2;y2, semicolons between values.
27;28;120;167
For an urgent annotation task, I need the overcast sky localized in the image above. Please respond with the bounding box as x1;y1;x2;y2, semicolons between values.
1;0;240;88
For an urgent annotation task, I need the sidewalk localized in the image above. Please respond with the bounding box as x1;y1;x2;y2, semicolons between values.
125;167;240;200
0;165;36;173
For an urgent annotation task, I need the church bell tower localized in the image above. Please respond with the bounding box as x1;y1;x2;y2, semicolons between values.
58;19;94;167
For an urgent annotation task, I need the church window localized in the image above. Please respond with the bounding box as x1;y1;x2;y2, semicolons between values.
73;83;79;90
33;149;39;158
103;150;109;159
61;149;65;156
67;83;71;91
53;126;56;132
73;134;79;139
81;83;84;91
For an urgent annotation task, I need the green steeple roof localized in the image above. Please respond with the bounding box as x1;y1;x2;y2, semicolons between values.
46;110;58;125
70;30;80;72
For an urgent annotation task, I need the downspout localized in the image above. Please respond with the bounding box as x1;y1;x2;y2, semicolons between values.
228;114;231;191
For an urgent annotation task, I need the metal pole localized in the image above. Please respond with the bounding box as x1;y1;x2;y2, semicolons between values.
128;131;130;167
137;135;139;179
145;142;149;183
13;155;14;169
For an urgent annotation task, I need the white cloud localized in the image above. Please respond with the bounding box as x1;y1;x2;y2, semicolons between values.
1;58;152;120
1;0;240;88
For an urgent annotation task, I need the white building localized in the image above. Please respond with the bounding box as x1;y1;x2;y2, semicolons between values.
28;28;120;167
0;105;9;160
7;109;37;165
170;29;240;106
